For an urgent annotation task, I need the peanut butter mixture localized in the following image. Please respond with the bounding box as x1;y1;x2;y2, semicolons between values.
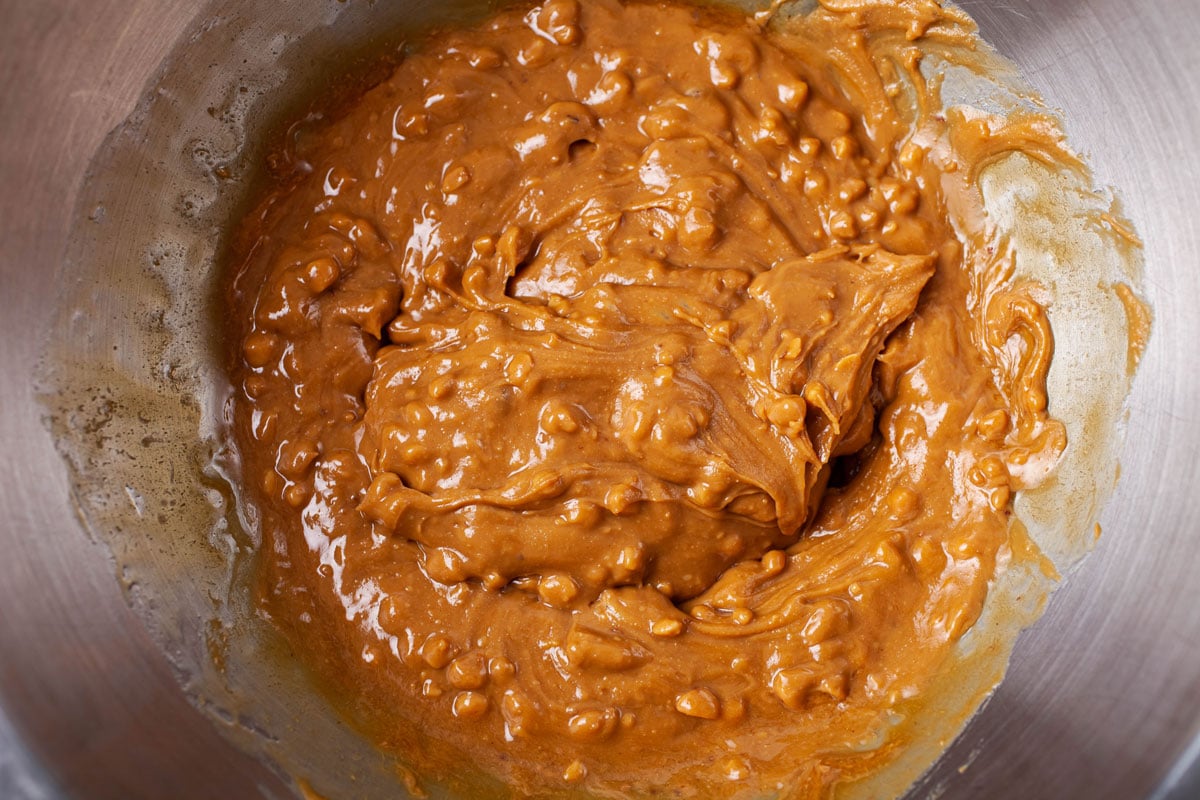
226;1;1068;796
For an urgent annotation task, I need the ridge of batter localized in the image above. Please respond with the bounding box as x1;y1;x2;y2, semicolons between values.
226;0;1068;796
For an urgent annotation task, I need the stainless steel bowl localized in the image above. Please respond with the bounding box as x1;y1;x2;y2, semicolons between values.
1;1;1197;798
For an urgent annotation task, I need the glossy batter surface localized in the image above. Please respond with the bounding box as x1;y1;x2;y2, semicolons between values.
226;1;1067;796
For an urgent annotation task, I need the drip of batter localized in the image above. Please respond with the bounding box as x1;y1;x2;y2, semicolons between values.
226;0;1067;796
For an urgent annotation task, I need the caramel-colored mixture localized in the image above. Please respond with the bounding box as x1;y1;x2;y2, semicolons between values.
226;1;1067;796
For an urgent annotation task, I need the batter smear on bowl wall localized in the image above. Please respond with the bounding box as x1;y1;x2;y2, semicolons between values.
223;0;1111;795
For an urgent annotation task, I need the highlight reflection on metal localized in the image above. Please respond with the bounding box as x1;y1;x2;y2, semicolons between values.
0;1;1196;798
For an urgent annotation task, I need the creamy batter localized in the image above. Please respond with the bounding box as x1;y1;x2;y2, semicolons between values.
225;0;1069;796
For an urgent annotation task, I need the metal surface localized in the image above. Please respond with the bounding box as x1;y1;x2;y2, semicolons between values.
0;0;1197;798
